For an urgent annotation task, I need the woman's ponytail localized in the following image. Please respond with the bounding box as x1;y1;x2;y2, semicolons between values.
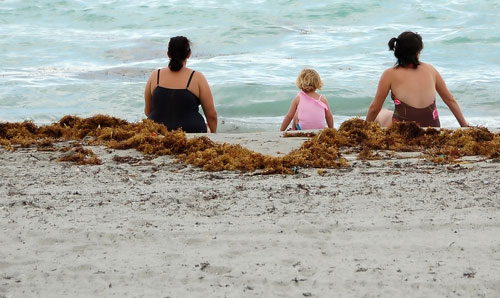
168;56;183;72
388;37;397;51
167;36;191;71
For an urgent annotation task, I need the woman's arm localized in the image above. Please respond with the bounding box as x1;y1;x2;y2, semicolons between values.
321;96;334;128
366;69;392;122
434;68;468;127
197;72;218;133
280;96;299;131
144;72;154;116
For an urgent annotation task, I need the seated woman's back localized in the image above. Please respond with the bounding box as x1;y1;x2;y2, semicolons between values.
144;36;217;133
149;67;206;132
389;62;437;108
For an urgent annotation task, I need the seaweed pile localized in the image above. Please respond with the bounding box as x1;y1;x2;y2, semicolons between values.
57;145;102;165
338;119;500;163
1;115;499;173
283;131;318;138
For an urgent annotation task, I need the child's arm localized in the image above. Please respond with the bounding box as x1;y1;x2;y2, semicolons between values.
280;96;300;131
321;96;334;128
292;111;298;130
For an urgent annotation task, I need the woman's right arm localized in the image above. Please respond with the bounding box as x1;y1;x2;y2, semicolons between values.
197;72;218;133
434;67;468;127
366;69;392;122
144;72;154;116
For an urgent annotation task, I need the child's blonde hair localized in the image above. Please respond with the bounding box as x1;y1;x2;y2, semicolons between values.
296;68;323;92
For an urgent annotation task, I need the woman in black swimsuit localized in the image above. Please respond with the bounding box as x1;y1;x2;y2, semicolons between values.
144;36;217;133
366;31;468;128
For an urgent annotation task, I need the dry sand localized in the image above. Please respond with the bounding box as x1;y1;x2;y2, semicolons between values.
1;131;500;297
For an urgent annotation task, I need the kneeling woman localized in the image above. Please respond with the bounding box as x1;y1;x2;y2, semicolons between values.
366;31;468;128
144;36;217;133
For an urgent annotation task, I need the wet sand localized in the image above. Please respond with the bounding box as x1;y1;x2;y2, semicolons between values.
1;132;500;297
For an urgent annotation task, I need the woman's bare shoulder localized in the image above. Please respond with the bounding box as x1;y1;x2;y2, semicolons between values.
192;69;206;78
147;69;158;80
384;66;398;74
419;62;437;71
419;63;440;77
186;69;205;82
380;67;396;79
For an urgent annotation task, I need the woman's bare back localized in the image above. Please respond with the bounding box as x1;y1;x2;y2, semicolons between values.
389;63;436;108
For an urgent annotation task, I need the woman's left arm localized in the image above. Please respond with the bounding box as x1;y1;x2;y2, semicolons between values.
366;69;392;122
434;67;468;127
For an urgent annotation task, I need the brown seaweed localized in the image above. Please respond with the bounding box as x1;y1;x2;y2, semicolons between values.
1;115;499;173
57;146;102;165
283;131;317;138
36;138;57;152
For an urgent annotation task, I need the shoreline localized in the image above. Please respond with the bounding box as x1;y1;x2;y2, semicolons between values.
1;131;500;297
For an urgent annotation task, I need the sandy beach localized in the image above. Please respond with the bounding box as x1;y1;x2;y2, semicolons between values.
1;131;500;297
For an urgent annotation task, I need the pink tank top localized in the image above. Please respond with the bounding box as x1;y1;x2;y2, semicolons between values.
297;90;328;130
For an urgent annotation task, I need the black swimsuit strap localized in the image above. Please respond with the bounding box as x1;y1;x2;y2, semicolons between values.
186;71;195;88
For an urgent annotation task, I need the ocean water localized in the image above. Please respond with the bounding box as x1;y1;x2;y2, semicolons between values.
1;0;499;132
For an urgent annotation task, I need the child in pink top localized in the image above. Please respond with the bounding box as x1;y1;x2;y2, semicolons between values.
280;69;334;131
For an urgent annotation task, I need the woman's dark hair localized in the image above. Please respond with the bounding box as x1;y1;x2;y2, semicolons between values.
168;36;191;71
388;31;423;69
